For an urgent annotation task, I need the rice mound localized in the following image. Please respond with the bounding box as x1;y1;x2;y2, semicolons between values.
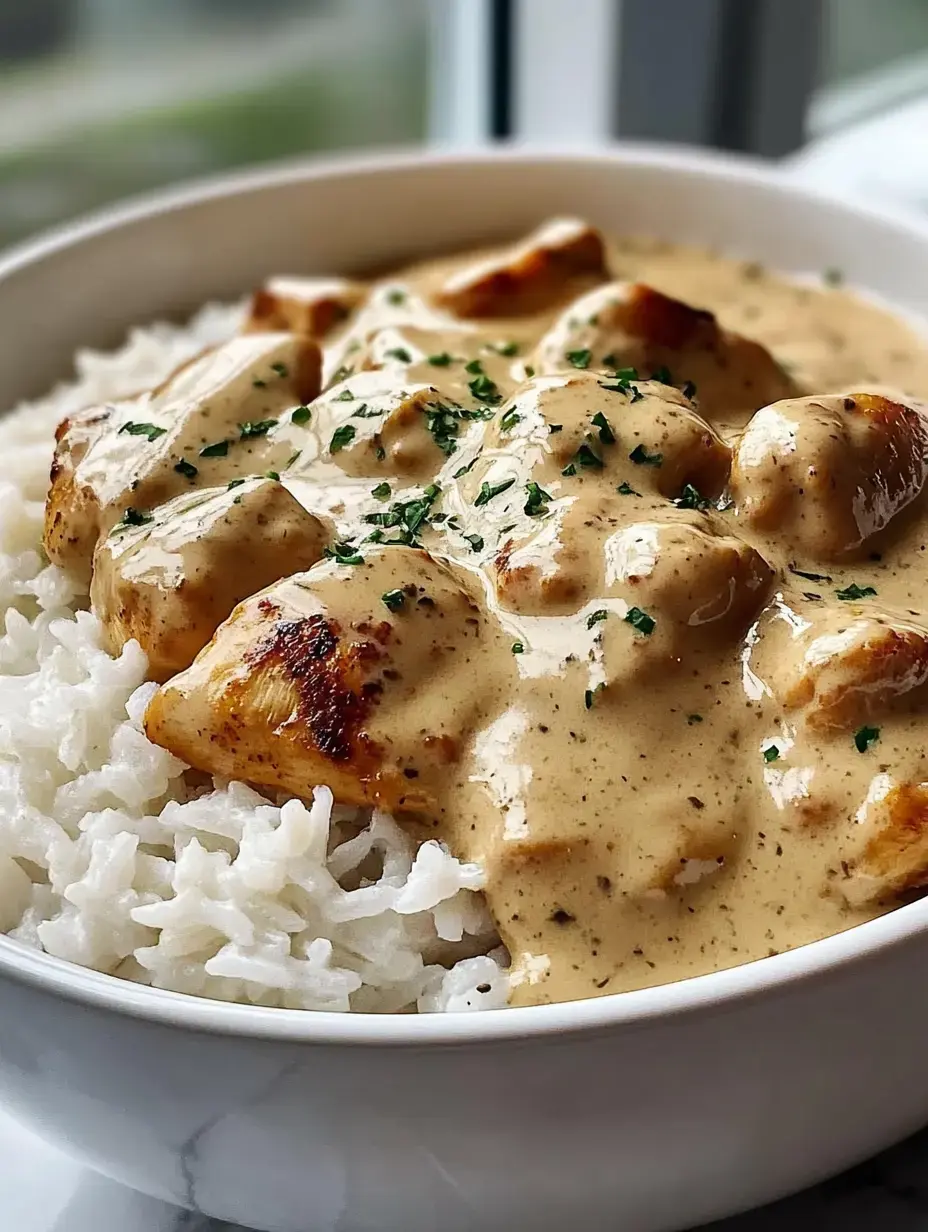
0;307;508;1013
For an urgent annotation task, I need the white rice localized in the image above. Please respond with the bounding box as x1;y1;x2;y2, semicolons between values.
0;306;508;1013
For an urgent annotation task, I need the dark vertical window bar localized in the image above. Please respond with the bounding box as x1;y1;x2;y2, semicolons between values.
489;0;515;139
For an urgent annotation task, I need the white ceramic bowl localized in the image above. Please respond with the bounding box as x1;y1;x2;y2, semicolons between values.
3;147;928;1232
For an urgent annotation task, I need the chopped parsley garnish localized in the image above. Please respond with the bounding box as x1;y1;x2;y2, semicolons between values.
363;485;441;545
270;362;289;377
835;582;877;601
590;411;616;445
291;405;312;425
566;348;592;369
616;481;640;496
629;444;663;467
428;352;454;367
613;366;639;381
511;641;525;654
422;400;490;457
174;458;198;480
324;541;364;566
651;365;673;384
823;267;844;287
789;564;832;583
375;444;386;461
252;378;267;388
855;725;880;753
587;609;608;630
548;423;563;434
465;358;484;374
524;364;536;378
334;388;355;402
239;419;277;439
385;347;412;363
286;450;302;467
687;714;703;725
371;482;391;500
329;424;356;453
119;421;166;442
584;684;605;709
524;481;552;516
331;364;353;383
453;455;479;478
227;478;245;489
386;288;406;305
601;377;643;402
492;341;519;357
499;407;521;433
624;606;655;635
763;745;781;764
562;441;604;477
463;533;484;552
115;506;152;530
469;373;502;405
265;470;280;481
474;478;515;507
674;483;710;510
200;440;230;458
682;380;698;400
352;403;383;418
382;589;406;612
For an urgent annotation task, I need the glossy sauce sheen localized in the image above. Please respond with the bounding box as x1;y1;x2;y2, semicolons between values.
46;221;928;1005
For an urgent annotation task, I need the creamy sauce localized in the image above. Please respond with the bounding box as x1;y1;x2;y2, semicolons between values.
45;219;928;1006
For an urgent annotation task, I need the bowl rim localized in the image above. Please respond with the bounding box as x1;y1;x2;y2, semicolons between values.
4;140;928;1047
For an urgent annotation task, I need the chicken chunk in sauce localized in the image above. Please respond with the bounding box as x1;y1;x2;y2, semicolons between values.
45;218;928;1006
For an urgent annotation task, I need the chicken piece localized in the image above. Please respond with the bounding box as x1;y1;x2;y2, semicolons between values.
839;781;928;907
45;333;322;586
746;599;928;733
144;546;509;812
91;478;328;682
731;392;928;560
435;218;607;318
535;282;795;424
245;277;367;338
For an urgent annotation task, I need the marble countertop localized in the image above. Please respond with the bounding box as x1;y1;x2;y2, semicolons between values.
4;1099;928;1232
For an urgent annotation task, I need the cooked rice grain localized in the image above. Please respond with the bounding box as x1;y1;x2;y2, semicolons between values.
0;307;508;1013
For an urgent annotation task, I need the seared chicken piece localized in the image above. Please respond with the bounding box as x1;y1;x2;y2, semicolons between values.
91;478;328;682
839;781;928;907
144;547;511;813
45;333;322;586
435;218;607;318
746;598;928;733
535;282;795;423
245;276;367;338
731;392;928;559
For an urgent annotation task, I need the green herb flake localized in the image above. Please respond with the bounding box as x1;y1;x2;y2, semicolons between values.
200;440;230;458
270;362;289;377
116;506;152;530
789;564;832;583
587;609;608;630
324;541;364;566
682;380;698;400
291;405;312;425
465;358;484;375
499;407;521;433
675;483;710;511
265;470;281;481
763;745;781;764
651;366;673;384
474;478;516;507
227;478;245;489
624;606;656;636
239;419;278;440
463;533;484;552
386;288;406;305
584;683;605;710
493;341;519;357
548;423;563;434
252;378;267;389
352;403;383;419
616;481;640;496
855;725;880;753
511;641;525;654
524;481;552;517
562;442;603;477
835;582;877;601
591;411;616;445
823;267;844;287
286;450;302;467
382;589;406;612
334;388;355;402
385;347;412;363
687;714;703;725
453;455;479;478
174;458;198;480
566;348;592;370
375;445;386;462
524;364;536;378
119;421;166;442
469;373;502;405
330;424;357;454
629;444;663;467
428;352;454;367
371;482;392;501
